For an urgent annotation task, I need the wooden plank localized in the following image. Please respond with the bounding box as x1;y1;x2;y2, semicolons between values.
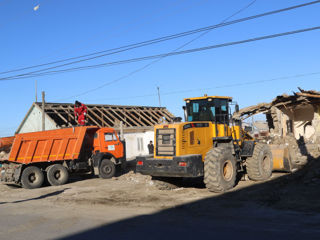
86;109;102;127
158;109;174;120
123;110;145;126
87;108;104;127
95;107;115;127
52;109;72;126
296;92;320;98
107;108;133;127
147;109;163;122
134;109;154;126
65;106;77;122
117;108;143;127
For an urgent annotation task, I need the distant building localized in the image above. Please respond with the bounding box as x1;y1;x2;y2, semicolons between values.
16;102;175;159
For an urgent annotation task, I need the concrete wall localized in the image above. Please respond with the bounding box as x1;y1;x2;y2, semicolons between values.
312;104;320;142
18;105;57;134
276;104;320;141
123;131;154;160
293;105;315;140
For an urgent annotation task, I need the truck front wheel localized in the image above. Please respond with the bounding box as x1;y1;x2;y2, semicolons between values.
99;159;115;179
21;166;44;189
204;146;237;193
47;164;69;186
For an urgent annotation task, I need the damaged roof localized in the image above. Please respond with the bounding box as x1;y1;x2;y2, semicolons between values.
18;102;175;131
234;88;320;119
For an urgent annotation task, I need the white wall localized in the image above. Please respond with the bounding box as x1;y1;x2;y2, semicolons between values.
18;105;57;133
123;131;154;160
293;105;315;140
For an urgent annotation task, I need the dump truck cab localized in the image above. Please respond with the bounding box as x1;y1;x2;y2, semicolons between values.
136;95;273;193
92;127;126;178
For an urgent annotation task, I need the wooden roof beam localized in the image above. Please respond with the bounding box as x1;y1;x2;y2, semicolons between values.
87;108;104;127
123;110;145;126
52;109;72;127
105;108;133;127
116;108;142;127
135;109;155;126
94;107;115;127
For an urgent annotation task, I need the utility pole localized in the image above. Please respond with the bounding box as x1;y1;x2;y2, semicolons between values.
120;121;124;141
42;91;45;131
35;80;38;102
157;86;161;107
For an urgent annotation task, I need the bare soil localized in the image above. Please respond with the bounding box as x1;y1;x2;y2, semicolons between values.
1;164;320;240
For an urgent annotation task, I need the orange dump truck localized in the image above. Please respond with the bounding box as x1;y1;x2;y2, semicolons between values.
0;126;126;189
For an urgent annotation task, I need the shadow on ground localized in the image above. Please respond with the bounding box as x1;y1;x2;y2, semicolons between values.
59;144;320;240
0;188;69;205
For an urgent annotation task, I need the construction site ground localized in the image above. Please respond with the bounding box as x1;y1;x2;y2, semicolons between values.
1;161;320;240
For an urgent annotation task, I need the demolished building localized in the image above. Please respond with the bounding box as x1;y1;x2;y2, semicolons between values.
234;88;320;171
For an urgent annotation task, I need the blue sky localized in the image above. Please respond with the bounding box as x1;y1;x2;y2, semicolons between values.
0;0;319;136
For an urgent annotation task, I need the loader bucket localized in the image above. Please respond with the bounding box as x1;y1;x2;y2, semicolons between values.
270;144;291;172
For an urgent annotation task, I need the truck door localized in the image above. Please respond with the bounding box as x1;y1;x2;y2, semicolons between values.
102;131;123;159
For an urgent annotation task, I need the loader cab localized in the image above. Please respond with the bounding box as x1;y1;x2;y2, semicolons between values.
184;95;232;124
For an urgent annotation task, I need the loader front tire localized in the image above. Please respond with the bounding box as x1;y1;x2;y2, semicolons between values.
47;164;69;186
21;166;44;189
246;143;273;181
204;146;237;193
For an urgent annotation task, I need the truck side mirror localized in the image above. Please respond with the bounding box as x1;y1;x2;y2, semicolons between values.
235;104;239;113
182;106;187;122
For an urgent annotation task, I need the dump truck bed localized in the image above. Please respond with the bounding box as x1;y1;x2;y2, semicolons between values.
5;126;98;164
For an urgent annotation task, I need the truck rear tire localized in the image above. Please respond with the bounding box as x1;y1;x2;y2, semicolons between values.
99;159;115;179
204;146;237;193
47;164;69;186
21;166;44;189
246;143;273;181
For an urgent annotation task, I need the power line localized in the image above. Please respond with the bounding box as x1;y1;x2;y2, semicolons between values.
87;71;320;102
1;0;319;78
0;0;192;75
3;25;320;81
51;0;258;102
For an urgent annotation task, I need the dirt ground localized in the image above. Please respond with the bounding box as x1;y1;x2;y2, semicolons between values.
1;162;320;240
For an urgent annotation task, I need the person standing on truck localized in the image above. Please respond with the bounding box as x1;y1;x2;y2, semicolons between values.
74;100;88;126
148;140;154;154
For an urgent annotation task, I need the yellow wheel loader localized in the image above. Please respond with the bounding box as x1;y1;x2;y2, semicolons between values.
136;95;273;192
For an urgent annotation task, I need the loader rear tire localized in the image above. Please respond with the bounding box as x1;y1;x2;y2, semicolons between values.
246;143;273;181
204;146;237;193
99;159;115;179
21;166;44;189
47;164;69;186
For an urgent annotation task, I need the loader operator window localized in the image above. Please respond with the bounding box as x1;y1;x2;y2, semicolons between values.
186;99;229;123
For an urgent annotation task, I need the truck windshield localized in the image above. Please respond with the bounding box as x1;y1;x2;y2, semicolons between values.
104;132;117;141
186;99;229;123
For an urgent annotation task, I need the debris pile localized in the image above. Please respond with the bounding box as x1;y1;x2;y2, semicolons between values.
235;88;320;170
0;136;14;161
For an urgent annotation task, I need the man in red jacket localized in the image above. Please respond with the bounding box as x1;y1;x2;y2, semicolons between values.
74;100;88;126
